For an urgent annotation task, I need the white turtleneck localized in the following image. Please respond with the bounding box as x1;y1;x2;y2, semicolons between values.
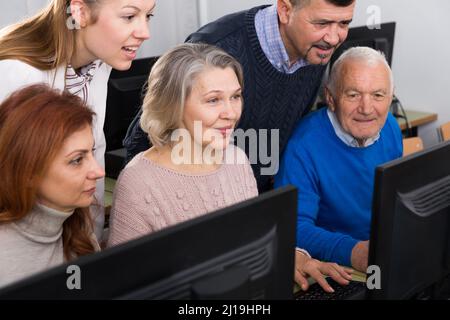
0;204;98;289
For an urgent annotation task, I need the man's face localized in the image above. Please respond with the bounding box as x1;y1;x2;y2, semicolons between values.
278;0;355;65
326;60;393;145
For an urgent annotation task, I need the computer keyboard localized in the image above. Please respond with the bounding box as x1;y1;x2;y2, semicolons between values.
294;278;366;300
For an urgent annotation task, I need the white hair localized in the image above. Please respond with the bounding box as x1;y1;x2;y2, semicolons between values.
327;46;394;95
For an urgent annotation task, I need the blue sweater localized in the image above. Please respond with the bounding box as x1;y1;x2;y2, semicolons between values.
274;107;403;267
123;5;326;192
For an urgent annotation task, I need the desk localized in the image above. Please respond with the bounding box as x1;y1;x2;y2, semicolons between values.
396;110;437;136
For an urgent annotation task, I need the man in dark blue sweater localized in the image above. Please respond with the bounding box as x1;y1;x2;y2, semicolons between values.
275;47;403;272
124;0;355;193
123;0;357;293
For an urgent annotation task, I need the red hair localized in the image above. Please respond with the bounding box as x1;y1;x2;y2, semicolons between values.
0;84;97;260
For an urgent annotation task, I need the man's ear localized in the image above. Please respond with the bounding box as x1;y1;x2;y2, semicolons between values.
324;87;336;112
277;0;294;25
69;0;91;28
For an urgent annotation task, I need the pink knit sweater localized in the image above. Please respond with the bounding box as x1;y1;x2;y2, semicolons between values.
107;145;258;247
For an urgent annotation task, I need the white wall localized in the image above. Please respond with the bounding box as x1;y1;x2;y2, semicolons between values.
198;0;274;25
137;0;199;58
0;0;49;28
348;0;450;146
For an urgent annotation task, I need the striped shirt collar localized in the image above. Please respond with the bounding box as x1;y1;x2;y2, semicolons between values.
254;5;309;74
327;108;380;148
65;60;102;104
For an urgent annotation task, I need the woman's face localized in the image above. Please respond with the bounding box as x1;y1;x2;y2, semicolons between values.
182;67;243;151
75;0;155;70
36;125;105;213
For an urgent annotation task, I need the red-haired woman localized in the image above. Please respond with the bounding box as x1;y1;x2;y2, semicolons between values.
0;85;104;288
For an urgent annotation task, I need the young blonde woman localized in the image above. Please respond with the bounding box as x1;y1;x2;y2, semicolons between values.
0;85;104;288
0;0;156;240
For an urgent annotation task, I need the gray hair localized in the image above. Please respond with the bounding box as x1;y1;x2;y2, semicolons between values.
140;43;244;147
327;46;394;96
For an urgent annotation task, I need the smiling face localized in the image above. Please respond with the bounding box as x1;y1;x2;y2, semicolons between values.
36;125;105;212
73;0;155;70
278;0;355;65
182;67;243;151
326;60;393;145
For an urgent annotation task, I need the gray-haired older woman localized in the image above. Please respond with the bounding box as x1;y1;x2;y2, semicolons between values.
107;43;258;246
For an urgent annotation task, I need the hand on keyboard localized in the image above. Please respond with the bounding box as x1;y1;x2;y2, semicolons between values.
294;251;353;293
294;278;366;300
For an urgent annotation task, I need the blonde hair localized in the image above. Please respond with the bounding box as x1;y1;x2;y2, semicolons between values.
0;0;99;70
140;43;244;148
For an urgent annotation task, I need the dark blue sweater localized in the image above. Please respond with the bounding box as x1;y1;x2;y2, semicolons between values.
274;107;403;266
123;6;327;192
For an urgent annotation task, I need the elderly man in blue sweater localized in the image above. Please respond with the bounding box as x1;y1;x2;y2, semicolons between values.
275;46;403;272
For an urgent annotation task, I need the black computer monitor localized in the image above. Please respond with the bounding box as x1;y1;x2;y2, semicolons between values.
104;57;158;178
368;141;450;299
330;21;396;68
104;57;158;152
0;186;297;299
